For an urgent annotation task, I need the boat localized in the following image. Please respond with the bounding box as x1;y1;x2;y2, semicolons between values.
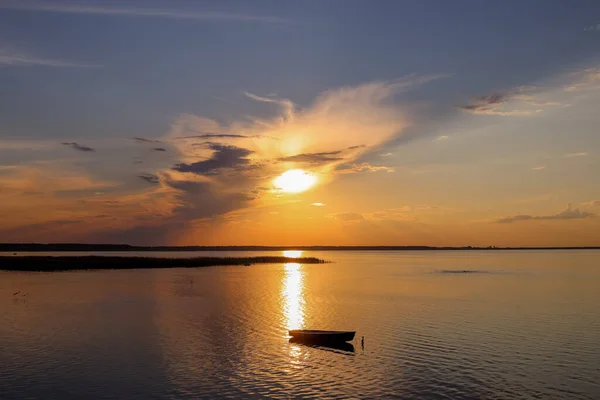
288;330;356;343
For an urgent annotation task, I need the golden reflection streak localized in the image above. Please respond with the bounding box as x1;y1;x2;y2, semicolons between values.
282;262;305;331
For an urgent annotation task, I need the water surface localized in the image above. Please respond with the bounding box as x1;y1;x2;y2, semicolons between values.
1;250;599;399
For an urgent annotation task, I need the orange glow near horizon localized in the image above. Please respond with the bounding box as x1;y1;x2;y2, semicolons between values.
273;169;316;193
283;250;303;258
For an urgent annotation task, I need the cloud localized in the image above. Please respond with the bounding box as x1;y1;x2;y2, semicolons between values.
532;165;545;170
336;162;394;174
330;212;364;221
279;151;344;164
61;142;95;152
434;135;448;141
564;152;588;157
0;1;288;23
582;200;600;207
133;137;163;144
165;178;254;220
565;68;600;91
459;87;557;116
151;147;167;152
348;145;366;150
380;152;393;157
176;134;251;140
494;205;595;223
173;143;253;175
311;202;326;207
0;48;101;68
584;24;600;31
138;174;159;184
244;91;295;121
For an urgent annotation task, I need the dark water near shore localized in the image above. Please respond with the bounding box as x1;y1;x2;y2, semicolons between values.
1;250;599;399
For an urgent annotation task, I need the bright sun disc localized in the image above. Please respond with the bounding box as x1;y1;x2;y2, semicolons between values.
273;169;316;193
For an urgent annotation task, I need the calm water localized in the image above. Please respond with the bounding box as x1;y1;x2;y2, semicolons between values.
1;250;599;399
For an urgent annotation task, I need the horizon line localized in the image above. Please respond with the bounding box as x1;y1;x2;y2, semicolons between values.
1;243;599;251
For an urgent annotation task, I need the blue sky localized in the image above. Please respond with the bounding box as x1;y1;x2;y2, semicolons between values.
1;0;599;245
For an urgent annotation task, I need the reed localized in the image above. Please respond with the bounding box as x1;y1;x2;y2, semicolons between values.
0;256;326;272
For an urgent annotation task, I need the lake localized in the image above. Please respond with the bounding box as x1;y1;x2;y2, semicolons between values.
1;250;599;399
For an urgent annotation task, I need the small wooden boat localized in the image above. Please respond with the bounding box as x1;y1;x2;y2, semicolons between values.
288;330;356;343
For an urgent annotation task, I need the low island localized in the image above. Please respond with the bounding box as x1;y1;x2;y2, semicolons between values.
0;255;326;272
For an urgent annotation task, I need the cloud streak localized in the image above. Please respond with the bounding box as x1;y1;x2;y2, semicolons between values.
0;48;101;68
138;173;160;184
133;137;163;144
0;1;288;23
458;87;558;116
494;206;595;223
279;151;344;164
61;142;95;152
173;143;253;175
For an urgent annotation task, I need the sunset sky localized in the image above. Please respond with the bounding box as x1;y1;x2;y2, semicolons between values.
1;0;599;246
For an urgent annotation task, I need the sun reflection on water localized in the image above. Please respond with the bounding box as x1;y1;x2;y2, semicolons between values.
283;250;303;258
282;262;305;331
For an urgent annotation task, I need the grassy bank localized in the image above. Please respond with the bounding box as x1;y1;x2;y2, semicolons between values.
0;256;326;272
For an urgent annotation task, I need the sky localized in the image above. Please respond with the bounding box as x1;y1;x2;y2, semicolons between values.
1;0;599;246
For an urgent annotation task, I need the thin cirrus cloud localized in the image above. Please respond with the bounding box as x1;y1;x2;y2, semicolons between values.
330;212;365;221
278;151;344;164
0;1;289;23
564;152;588;158
133;137;163;144
458;87;558;116
311;202;326;207
0;48;101;68
494;205;595;223
61;142;95;152
336;162;394;174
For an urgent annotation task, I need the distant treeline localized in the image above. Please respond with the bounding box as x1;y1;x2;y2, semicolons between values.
0;243;599;252
0;256;326;272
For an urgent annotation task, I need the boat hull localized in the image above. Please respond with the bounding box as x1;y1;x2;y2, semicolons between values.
288;330;356;343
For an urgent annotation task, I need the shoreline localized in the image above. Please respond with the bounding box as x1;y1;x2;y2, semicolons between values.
0;256;326;272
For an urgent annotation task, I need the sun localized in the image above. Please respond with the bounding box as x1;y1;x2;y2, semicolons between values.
273;169;316;193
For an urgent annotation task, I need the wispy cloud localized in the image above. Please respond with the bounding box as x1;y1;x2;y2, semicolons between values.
434;135;448;141
151;147;167;152
0;48;101;68
532;165;546;170
494;205;595;223
565;68;600;91
61;142;95;152
279;151;343;164
311;202;326;207
584;23;600;31
138;174;160;184
329;212;364;222
564;152;588;158
582;200;600;207
459;87;558;116
244;91;295;120
336;162;394;174
176;134;251;140
0;1;289;23
133;137;163;144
